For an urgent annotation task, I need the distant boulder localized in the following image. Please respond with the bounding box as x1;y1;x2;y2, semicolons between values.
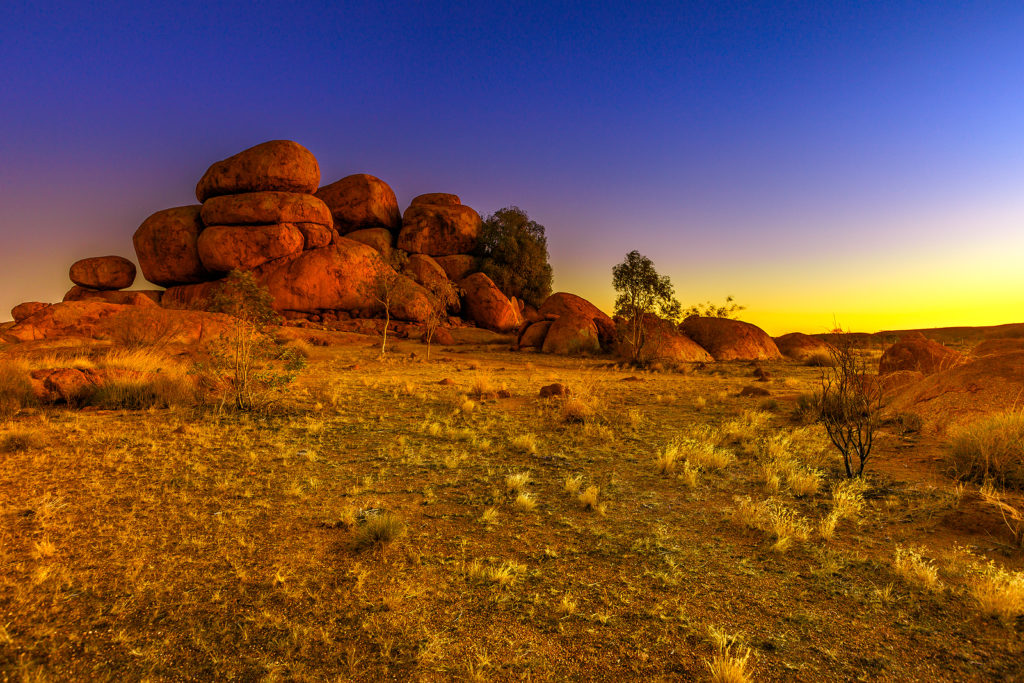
133;205;212;287
195;140;320;202
315;173;401;234
69;256;136;291
879;334;963;375
542;313;601;355
616;316;713;364
774;332;833;360
539;292;615;349
200;191;332;227
679;317;782;361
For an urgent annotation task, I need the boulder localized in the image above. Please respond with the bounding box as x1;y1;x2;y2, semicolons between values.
315;173;401;234
200;191;332;227
972;338;1024;357
63;286;160;307
431;327;455;345
195;140;320;202
411;193;461;207
679;317;783;361
616;316;713;364
69;256;136;291
11;302;49;322
161;281;221;310
344;228;393;258
433;254;478;280
518;320;552;348
459;273;523;333
538;292;616;348
133;205;212;287
404;254;449;291
295;222;335;249
3;301;231;345
542;313;600;355
252;240;431;321
539;383;570;398
397;203;481;256
197;223;305;272
879;335;963;375
774;332;833;360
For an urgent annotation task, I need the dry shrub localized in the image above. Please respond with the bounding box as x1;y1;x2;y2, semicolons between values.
560;395;595;424
0;429;44;453
705;626;753;683
655;441;680;475
87;375;195;410
563;474;584;495
353;512;406;549
0;358;35;418
803;350;835;367
970;562;1024;620
731;496;810;552
946;412;1024;489
892;546;941;592
685;441;735;470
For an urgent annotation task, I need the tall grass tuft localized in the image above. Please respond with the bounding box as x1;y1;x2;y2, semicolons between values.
946;412;1024;489
0;358;36;418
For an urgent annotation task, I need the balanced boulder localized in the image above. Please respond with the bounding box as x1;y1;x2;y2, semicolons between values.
539;292;616;348
69;256;136;291
398;197;481;256
196;140;319;202
200;191;332;227
679;317;782;361
133;205;211;287
879;334;963;375
315;173;401;234
197;224;304;273
459;272;523;333
433;254;478;280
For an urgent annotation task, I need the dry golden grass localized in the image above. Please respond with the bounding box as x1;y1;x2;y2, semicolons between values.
893;546;942;592
947;411;1024;488
970;563;1024;620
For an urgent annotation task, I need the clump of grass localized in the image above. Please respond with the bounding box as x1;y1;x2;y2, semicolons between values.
505;472;530;493
470;373;495;398
353;512;406;550
731;496;810;552
970;561;1024;620
88;375;195;410
557;595;578;617
0;429;44;454
694;396;707;411
685;441;735;470
892;546;941;592
655;441;680;475
577;485;603;513
819;478;867;540
563;474;584;495
787;469;822;497
680;461;700;488
479;506;499;526
946;412;1024;489
803;350;835;367
514;492;537;512
560;395;595;424
705;626;753;683
466;559;524;588
0;358;36;418
510;433;538;453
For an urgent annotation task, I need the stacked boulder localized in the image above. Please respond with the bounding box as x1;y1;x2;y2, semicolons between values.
61;255;161;306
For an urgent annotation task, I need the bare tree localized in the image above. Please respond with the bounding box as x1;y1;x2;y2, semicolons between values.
819;332;882;478
370;251;410;357
422;280;459;361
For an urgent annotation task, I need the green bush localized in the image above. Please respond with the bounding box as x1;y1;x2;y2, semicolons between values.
475;206;553;308
947;413;1024;489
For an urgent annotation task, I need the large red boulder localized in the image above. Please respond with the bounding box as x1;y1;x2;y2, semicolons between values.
133;205;212;287
518;320;552;349
459;273;523;333
679;317;782;361
161;281;221;310
774;332;833;360
315;174;401;234
538;293;615;348
411;193;461;207
63;286;160;307
197;224;305;272
11;302;50;322
252;239;431;321
397;201;481;256
344;228;393;258
3;301;230;344
196;140;320;202
615;316;713;363
295;222;335;249
69;256;136;291
200;191;332;227
879;334;963;375
433;254;478;280
404;254;448;291
542;313;601;355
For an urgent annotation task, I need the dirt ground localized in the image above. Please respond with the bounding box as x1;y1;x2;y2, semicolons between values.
1;336;1022;681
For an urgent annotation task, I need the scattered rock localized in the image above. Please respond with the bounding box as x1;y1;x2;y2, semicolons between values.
879;335;964;375
437;378;455;385
197;223;305;272
739;385;771;397
430;328;455;345
195;140;320;202
398;202;481;256
69;255;136;291
679;317;783;361
459;273;523;333
132;205;211;287
539;383;569;398
315;173;401;234
11;302;50;322
496;389;512;399
753;365;771;381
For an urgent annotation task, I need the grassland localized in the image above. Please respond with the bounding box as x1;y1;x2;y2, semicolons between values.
1;337;1022;681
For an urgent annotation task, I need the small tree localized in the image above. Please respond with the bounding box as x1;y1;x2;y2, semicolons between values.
819;332;882;478
205;270;305;411
612;250;682;363
371;251;409;356
684;296;745;320
475;206;553;307
422;280;459;361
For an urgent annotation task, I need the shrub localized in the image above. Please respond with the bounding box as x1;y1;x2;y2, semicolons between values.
87;375;195;410
803;350;835;367
475;206;553;308
946;412;1024;489
892;546;941;592
819;333;882;478
970;562;1024;620
0;429;44;453
0;359;35;419
353;512;406;549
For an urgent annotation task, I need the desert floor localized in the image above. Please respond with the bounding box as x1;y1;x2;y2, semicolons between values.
1;336;1022;682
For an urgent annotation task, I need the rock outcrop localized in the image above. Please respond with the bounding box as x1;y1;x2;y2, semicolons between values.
398;196;481;256
11;302;49;322
679;317;782;361
616;316;713;364
133;206;211;287
542;313;601;355
315;174;401;234
774;332;833;360
197;223;305;272
878;333;963;375
63;286;160;307
69;256;136;291
345;228;393;258
196;140;320;202
539;293;616;349
459;273;523;333
200;191;332;227
433;254;478;281
518;320;552;349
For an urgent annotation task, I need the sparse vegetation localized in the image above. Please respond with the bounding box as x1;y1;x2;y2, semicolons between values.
818;332;882;477
946;411;1024;489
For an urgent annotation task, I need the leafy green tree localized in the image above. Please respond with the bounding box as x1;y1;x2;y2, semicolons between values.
612;250;682;363
475;206;553;308
204;270;306;411
684;295;745;320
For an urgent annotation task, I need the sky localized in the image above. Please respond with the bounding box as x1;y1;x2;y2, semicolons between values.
1;0;1022;335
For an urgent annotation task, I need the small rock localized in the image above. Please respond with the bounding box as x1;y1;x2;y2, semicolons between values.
539;383;570;398
739;385;771;397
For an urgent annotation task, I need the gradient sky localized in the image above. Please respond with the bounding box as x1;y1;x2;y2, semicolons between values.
2;1;1022;335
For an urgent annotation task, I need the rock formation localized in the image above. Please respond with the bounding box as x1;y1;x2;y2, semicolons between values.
69;256;136;290
878;333;963;375
315;174;401;234
397;194;481;256
679;317;782;361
